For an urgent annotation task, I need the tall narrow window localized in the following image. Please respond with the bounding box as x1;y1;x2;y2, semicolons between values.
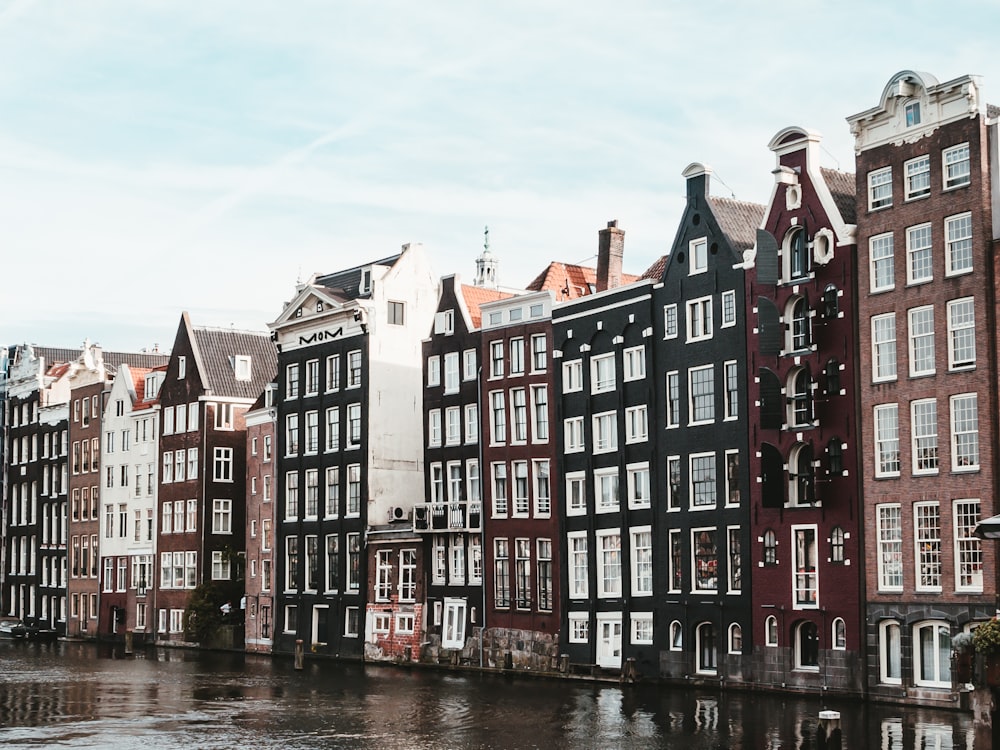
870;233;894;291
876;504;903;591
908;306;935;377
943;143;970;189
914;502;942;591
945;213;973;275
874;404;900;477
947;298;976;369
911;399;938;474
906;224;932;284
951;393;979;470
954;499;983;592
868;167;892;210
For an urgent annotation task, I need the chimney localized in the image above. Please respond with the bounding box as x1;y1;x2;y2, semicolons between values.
597;220;625;292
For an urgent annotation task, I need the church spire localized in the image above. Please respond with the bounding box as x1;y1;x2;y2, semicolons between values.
474;225;499;289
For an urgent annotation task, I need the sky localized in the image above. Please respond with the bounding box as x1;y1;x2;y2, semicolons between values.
3;1;1000;353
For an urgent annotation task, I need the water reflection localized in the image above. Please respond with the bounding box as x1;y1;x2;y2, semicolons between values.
0;640;984;749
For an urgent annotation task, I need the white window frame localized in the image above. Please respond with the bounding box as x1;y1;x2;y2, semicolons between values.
879;620;902;684
954;499;983;593
595;467;619;513
947;297;976;370
686;296;713;342
869;232;894;292
624;405;647;444
908;305;935;377
592;411;618;454
566;472;586;517
427;356;441;387
912;621;952;688
945;212;973;276
688;364;715;426
564;416;584;454
664;304;678;339
665;371;680;428
868;166;892;210
721;290;736;328
596;530;622;598
942;142;971;190
590;353;616;394
905;223;932;285
568;612;589;643
904;154;930;200
562;359;583;393
623;346;645;382
876;504;903;592
874;404;900;478
631;612;653;645
690;237;708;275
568;532;588;599
629;527;653;597
950;393;979;471
910;398;938;475
914;501;942;593
871;313;897;382
626;462;650;510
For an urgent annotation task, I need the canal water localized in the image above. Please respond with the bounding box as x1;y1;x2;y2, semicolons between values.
0;639;983;749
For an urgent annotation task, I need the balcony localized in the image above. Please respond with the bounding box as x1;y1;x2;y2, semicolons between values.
414;501;481;533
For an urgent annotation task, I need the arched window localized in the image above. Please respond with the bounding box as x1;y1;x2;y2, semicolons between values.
763;529;778;565
786;296;812;352
830;526;845;564
669;620;683;651
824;358;841;396
913;621;952;687
832;618;847;650
765;615;778;647
827;439;844;476
788;368;813;427
795;621;819;669
879;621;902;684
822;284;839;319
696;622;717;673
786;228;811;281
789;444;814;506
728;623;743;654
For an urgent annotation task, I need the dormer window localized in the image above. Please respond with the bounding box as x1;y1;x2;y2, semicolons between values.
905;101;921;127
178;356;186;380
360;268;372;294
316;301;324;313
234;356;252;381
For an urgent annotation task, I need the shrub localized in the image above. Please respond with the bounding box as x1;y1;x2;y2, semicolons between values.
972;618;1000;657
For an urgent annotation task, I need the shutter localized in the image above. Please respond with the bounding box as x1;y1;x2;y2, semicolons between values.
759;368;782;430
756;229;779;285
761;443;784;509
758;298;781;356
433;312;447;334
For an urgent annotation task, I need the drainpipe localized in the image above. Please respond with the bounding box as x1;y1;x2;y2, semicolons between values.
477;364;486;669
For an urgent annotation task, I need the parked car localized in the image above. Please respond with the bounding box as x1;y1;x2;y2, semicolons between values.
0;616;27;639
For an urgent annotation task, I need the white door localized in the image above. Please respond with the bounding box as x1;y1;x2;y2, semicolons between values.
442;598;466;649
596;614;622;668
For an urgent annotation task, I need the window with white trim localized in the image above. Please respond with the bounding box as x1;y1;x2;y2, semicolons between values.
510;388;527;443
630;527;652;596
906;223;932;284
444;352;459;394
566;473;586;516
670;619;683;650
723;361;738;420
428;409;442;447
568;532;588;599
947;297;975;369
595;467;619;513
908;306;934;377
668;529;682;592
285;414;299;456
531;334;547;372
690;237;708;275
564;416;584;453
427;356;441;387
688;365;714;424
666;456;681;511
945;212;973;275
664;304;678;339
721;290;736;328
727;526;742;593
792;525;818;607
666;371;680;428
568;612;589;642
874;404;900;477
491;463;508;516
489;392;505;444
325;354;340;392
512;461;529;516
876;504;903;591
911;399;938;474
347;350;362;388
766;615;778;647
562;360;582;393
914;502;942;591
509;338;524;376
692;528;718;592
631;612;653;645
596;530;622;598
592;411;617;453
951;393;979;470
904;154;930;200
954;499;983;592
285;363;300;400
868;166;892;210
533;460;550;516
872;314;897;382
943;143;970;189
686;296;713;342
725;450;740;506
445;406;461;446
870;233;894;292
591;353;615;393
623;346;645;381
626;462;650;509
465;403;478;444
489;341;504;378
879;620;902;684
625;405;647;444
463;349;477;380
913;621;952;688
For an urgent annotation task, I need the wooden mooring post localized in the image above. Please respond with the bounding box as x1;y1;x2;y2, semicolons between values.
816;710;841;750
294;639;304;670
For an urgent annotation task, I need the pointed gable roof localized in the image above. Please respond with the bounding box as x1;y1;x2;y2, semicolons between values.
819;167;857;224
707;196;766;254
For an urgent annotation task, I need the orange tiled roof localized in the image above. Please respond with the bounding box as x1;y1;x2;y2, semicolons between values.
133;365;167;410
526;262;640;302
461;285;514;329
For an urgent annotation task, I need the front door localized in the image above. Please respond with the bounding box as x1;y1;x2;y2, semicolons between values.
442;598;466;649
311;605;329;647
596;614;622;669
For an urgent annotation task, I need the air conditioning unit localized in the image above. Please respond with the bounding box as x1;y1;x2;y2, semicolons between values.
388;506;407;523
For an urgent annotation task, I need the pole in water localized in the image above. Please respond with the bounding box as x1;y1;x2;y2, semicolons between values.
816;710;841;750
124;631;133;655
294;639;304;670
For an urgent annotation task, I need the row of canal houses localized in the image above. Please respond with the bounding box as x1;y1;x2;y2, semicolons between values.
3;70;999;709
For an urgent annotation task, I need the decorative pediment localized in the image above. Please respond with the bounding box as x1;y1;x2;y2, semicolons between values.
270;285;355;329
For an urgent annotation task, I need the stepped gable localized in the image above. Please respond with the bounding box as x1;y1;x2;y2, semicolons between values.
461;285;513;329
820;167;857;224
190;326;277;401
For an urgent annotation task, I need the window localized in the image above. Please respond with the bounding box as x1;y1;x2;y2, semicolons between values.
666;456;681;510
670;620;683;650
347;350;362;388
285;414;299;456
625;405;647;444
872;314;897;382
285;537;299;591
568;533;588;598
830;526;846;564
324;407;341;452
430;463;444;503
286;363;300;399
913;621;952;688
787;228;810;281
304;410;319;453
664;304;678;339
911;399;938;474
832;618;847;650
877;504;903;591
596;531;622;597
905;155;930;200
792;526;818;607
631;613;653;645
914;502;942;591
788;297;811;352
325;354;340;392
692;528;718;592
943;143;970;189
904;100;921;126
689;365;714;424
530;386;548;442
514;538;531;609
690;453;716;508
729;623;743;654
510;388;527;442
214;447;233;482
489;392;505;444
945;212;973;275
879;621;902;684
346;403;361;447
591;353;615;393
725;451;740;506
465;403;478;444
399;549;416;602
562;359;582;392
795;621;819;670
347;533;360;590
212;499;232;534
533;460;550;516
947;297;976;369
566;473;586;516
212;550;231;581
530;334;546;371
509;338;524;375
494;539;510;607
512;461;529;515
721;290;736;327
690;237;708;275
666;371;680;428
687;296;712;341
344;607;359;637
763;529;777;565
463;349;477;380
325;467;339;517
375;550;392;601
908;306;935;377
874;404;900;477
491;463;507;516
441;352;460;395
569;613;589;643
490;341;504;378
626;463;650;509
595;468;619;512
285;471;299;520
951;393;979;470
303;359;319;396
954;499;983;592
630;527;652;596
427;356;441;387
696;622;718;673
789;369;812;427
723;361;738;420
766;616;778;647
387;300;405;325
868;166;892;210
906;223;932;284
870;233;894;291
591;411;616;453
446;406;461;446
727;527;742;592
623;346;645;381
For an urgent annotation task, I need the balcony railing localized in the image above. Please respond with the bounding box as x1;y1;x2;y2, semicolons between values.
414;501;481;533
